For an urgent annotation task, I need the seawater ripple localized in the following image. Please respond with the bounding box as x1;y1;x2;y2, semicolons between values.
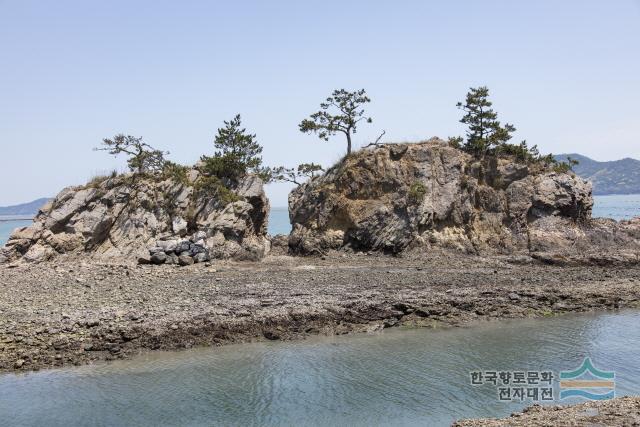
1;311;640;426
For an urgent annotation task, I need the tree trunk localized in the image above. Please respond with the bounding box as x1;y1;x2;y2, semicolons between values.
346;132;352;155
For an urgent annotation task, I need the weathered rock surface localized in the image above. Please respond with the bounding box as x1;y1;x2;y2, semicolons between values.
1;171;270;263
289;139;639;262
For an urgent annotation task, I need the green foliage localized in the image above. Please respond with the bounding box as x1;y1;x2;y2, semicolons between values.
457;87;516;157
496;140;541;163
300;88;372;154
267;163;325;186
298;162;324;178
553;156;579;174
194;175;240;205
200;152;243;181
447;136;463;149
162;161;190;185
96;134;167;174
200;114;264;182
408;181;427;202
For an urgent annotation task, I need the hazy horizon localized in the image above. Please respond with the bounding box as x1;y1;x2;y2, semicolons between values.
2;1;639;207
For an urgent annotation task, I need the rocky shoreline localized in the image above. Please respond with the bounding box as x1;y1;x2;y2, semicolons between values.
1;249;639;374
454;396;640;426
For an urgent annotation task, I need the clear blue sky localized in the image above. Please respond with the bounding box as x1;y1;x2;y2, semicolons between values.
1;0;639;206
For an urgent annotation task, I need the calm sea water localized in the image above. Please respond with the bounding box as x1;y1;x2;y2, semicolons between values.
0;219;32;246
591;194;640;221
267;206;290;235
1;195;639;246
1;310;639;426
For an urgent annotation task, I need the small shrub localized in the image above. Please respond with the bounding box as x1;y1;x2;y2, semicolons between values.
447;136;463;149
194;175;240;206
163;161;190;185
408;181;427;203
199;153;245;181
552;157;579;174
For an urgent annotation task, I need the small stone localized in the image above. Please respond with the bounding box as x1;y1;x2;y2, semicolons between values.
193;252;210;263
170;324;178;330
178;255;194;266
137;255;151;265
175;241;191;255
508;292;521;301
86;318;100;327
165;253;179;265
191;231;207;242
14;359;25;368
150;252;167;265
189;244;206;257
156;240;178;253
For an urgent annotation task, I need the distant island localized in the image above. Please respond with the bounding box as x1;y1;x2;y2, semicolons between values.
0;198;51;217
555;154;640;195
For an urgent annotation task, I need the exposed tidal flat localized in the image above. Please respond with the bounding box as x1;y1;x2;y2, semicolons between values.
1;249;639;375
1;309;640;426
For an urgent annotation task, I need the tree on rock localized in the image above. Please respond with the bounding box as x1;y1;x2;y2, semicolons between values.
96;134;167;174
299;89;372;155
456;86;516;157
200;114;265;182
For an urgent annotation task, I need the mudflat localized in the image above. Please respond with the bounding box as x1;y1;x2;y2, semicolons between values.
1;249;639;373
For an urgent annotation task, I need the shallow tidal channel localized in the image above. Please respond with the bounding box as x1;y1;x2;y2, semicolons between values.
1;310;639;426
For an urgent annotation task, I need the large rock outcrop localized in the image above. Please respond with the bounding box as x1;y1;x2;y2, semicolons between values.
289;138;639;261
1;171;270;263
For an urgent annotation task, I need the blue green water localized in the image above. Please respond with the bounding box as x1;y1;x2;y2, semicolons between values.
591;194;640;221
1;195;638;246
0;219;32;246
267;206;291;235
1;310;639;426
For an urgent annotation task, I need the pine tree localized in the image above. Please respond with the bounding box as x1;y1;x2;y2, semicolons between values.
96;134;167;174
201;114;264;181
299;89;372;155
456;86;516;157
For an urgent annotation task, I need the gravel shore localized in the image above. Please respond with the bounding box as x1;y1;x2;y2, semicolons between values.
454;396;640;426
1;249;639;373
